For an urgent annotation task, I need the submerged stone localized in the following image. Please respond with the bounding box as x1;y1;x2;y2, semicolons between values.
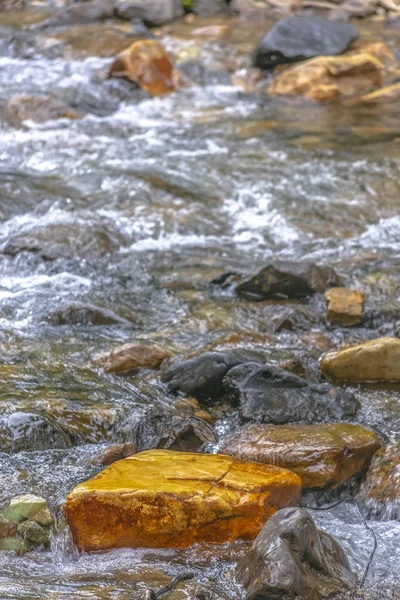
223;363;359;424
47;302;131;326
114;0;184;24
4;94;83;127
320;337;400;382
237;507;357;600
95;343;170;374
63;449;302;551
236;261;341;300
253;16;358;70
220;423;380;490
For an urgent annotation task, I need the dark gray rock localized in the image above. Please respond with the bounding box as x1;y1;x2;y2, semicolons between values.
253;16;359;70
31;2;114;30
120;406;215;452
223;362;359;423
114;0;183;25
1;412;71;453
236;261;342;301
237;507;357;600
161;350;264;402
192;0;228;16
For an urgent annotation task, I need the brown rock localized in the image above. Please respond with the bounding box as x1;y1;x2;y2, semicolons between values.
325;287;364;326
95;343;171;374
4;95;83;127
108;40;178;95
269;43;395;102
320;337;400;382
358;441;400;515
63;449;302;551
93;442;138;466
220;423;380;490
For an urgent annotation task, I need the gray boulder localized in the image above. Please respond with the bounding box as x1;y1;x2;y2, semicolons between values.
161;350;263;402
223;363;359;424
253;16;359;70
237;507;357;600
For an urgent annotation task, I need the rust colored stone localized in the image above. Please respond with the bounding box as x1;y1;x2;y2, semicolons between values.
64;449;301;552
109;40;178;95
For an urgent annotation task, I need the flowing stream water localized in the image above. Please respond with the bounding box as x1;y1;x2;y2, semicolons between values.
0;9;399;600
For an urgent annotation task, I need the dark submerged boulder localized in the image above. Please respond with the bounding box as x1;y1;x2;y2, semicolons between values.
161;350;263;402
237;507;357;600
236;261;341;301
223;363;359;424
31;1;114;30
253;16;359;70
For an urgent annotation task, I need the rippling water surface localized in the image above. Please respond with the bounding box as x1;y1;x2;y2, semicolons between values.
0;10;399;600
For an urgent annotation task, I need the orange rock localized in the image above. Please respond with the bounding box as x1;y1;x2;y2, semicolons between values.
64;449;301;552
325;287;364;326
108;40;178;96
93;343;171;374
269;43;395;102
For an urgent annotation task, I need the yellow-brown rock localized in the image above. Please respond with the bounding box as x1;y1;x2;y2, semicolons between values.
63;449;301;552
269;43;395;102
108;40;177;96
320;337;400;382
353;81;400;104
325;287;364;326
220;423;380;490
358;441;400;508
95;343;171;374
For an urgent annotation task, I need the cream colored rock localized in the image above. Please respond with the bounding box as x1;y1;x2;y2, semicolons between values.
320;337;400;382
64;449;301;552
325;287;364;326
353;81;400;104
269;43;395;102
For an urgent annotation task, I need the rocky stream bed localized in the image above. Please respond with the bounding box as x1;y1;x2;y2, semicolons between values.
0;1;400;599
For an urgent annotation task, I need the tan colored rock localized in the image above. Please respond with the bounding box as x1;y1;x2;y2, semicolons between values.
320;337;400;382
4;95;83;127
220;423;380;490
269;43;395;102
325;287;364;326
192;25;230;38
108;40;178;95
352;81;400;104
94;343;171;374
63;449;301;551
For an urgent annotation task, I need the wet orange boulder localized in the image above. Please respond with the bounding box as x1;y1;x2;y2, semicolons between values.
63;449;301;552
108;40;178;95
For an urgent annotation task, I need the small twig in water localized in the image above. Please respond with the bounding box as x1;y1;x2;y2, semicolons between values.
143;573;194;600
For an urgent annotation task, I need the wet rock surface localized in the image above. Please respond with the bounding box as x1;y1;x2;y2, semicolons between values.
237;507;357;600
114;0;184;25
320;337;400;382
94;343;171;374
223;363;359;424
0;495;53;552
236;262;341;300
4;94;83;126
63;449;302;551
253;17;359;70
161;350;264;402
325;288;364;326
220;423;381;489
